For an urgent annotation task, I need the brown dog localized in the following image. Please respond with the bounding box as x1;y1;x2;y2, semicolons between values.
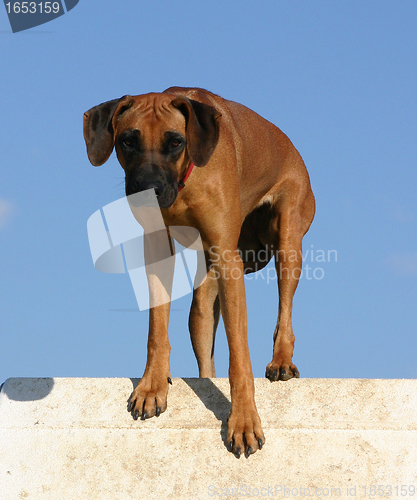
83;87;315;458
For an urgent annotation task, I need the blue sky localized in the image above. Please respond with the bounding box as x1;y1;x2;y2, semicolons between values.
1;1;416;384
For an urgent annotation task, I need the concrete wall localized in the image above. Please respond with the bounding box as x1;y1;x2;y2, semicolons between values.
1;377;416;499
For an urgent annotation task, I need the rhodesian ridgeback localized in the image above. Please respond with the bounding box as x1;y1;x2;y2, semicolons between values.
83;87;315;458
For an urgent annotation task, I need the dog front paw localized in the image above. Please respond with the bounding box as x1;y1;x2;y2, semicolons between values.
226;407;265;459
265;360;299;381
127;374;172;420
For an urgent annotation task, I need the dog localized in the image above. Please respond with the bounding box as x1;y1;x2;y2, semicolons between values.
83;87;315;458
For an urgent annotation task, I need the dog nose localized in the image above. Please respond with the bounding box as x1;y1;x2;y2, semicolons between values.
130;180;165;197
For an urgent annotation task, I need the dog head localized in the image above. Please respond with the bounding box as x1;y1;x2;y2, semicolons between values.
83;92;221;208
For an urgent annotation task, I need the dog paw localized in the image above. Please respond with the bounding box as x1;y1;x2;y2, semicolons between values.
265;361;299;381
226;408;265;459
127;375;171;420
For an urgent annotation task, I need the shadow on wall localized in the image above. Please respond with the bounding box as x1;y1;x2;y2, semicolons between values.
129;377;231;447
0;378;55;401
184;378;231;448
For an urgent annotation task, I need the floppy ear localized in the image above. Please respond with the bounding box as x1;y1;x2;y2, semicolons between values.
83;96;133;166
171;97;221;167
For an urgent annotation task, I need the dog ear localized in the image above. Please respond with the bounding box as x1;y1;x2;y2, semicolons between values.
171;97;221;167
83;96;133;166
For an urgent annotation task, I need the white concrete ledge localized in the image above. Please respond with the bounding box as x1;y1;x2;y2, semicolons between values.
1;378;417;499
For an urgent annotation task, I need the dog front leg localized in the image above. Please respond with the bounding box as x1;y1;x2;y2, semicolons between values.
210;247;265;457
127;230;174;420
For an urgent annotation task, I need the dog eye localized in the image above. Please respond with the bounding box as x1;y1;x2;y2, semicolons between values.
123;139;133;147
171;139;181;148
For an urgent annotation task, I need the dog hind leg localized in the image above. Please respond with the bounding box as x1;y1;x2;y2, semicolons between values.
189;263;220;378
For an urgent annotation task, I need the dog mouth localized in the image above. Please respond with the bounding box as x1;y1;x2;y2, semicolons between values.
125;166;179;209
125;182;177;209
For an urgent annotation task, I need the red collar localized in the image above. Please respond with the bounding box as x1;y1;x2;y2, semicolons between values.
178;162;194;192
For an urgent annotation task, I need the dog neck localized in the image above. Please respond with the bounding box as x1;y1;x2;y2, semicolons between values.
178;162;195;192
